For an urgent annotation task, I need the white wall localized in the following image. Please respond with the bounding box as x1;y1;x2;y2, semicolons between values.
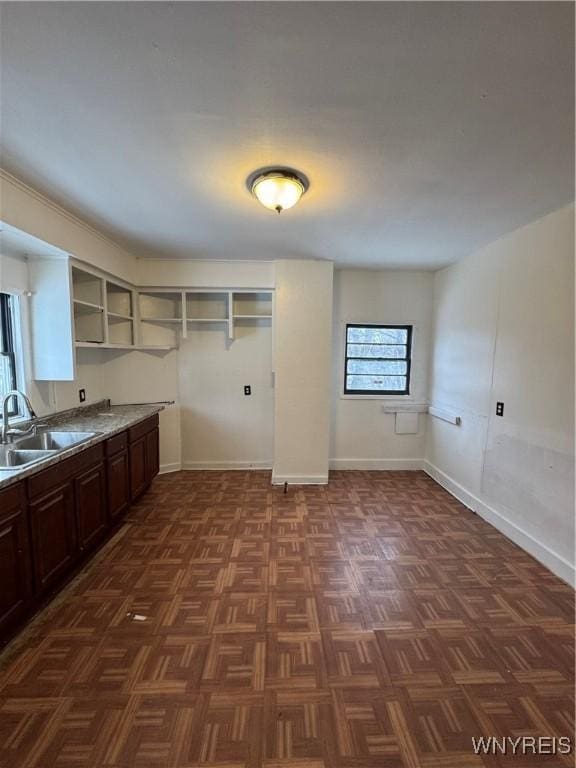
179;324;273;469
426;204;575;585
0;170;137;283
138;259;274;289
331;269;433;468
102;349;181;473
0;252;29;294
273;260;334;484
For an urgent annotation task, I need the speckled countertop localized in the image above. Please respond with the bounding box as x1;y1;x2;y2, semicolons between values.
0;400;165;491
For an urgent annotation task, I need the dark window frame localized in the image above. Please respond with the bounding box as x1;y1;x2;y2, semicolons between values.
0;293;19;416
344;323;413;396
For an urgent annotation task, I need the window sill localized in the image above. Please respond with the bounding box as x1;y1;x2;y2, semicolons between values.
340;394;415;402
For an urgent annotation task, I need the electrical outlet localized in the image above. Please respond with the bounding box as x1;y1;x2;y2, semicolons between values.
79;388;86;403
244;385;251;396
496;401;504;417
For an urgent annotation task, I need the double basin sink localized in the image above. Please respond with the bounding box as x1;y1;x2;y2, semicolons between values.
0;431;99;470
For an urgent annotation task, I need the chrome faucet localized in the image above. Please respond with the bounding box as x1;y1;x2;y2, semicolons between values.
1;390;38;444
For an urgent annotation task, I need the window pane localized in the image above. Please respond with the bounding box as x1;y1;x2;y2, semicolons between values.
347;326;407;344
347;360;407;375
346;374;407;391
347;344;406;359
0;294;19;413
0;356;13;397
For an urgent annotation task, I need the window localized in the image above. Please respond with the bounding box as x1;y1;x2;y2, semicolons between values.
0;293;20;415
344;324;412;395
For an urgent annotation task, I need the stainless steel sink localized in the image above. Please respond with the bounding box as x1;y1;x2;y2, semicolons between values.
0;447;57;468
0;430;99;470
14;431;96;451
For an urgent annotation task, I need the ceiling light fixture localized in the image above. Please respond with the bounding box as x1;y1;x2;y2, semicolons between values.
247;168;309;214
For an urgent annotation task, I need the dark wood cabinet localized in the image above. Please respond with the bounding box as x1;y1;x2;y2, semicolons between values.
29;482;76;595
0;484;32;638
75;463;107;553
107;449;130;521
129;415;159;500
129;435;147;501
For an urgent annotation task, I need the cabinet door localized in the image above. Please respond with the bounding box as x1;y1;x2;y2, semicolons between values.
130;435;147;501
75;464;107;554
107;449;130;521
145;427;160;483
29;483;76;595
0;487;32;640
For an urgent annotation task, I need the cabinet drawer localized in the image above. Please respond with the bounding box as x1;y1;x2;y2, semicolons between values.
106;431;128;457
27;443;104;499
128;414;159;443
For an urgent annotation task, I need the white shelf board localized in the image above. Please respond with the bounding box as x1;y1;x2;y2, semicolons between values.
75;341;175;351
187;317;228;322
107;311;134;320
233;314;272;319
73;298;104;312
140;317;182;323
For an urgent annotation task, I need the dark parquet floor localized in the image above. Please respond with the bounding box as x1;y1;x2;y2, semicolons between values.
0;470;574;767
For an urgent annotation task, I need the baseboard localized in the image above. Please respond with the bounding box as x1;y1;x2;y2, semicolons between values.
271;474;329;485
159;462;182;475
182;460;272;471
422;460;575;587
329;458;424;471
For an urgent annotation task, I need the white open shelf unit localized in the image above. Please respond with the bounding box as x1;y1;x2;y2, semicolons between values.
72;265;173;351
71;262;273;352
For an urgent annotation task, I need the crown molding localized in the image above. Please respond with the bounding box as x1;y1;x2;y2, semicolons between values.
0;168;136;258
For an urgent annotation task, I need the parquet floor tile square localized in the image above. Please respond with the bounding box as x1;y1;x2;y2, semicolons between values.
410;588;472;630
485;627;571;685
449;587;524;627
269;537;307;561
211;593;268;635
374;629;451;687
363;589;423;631
269;560;312;591
378;536;424;561
316;594;368;632
232;539;271;563
267;594;320;633
201;634;267;692
322;630;390;688
431;628;514;686
0;469;573;768
264;690;334;765
329;687;411;767
192;692;265;767
403;687;489;766
161;593;218;636
266;633;327;690
192;538;235;564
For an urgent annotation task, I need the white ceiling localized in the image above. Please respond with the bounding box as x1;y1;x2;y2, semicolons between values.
1;2;573;269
